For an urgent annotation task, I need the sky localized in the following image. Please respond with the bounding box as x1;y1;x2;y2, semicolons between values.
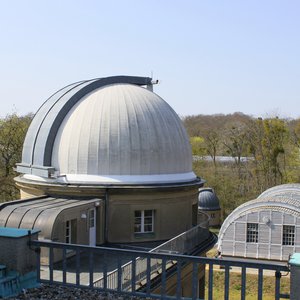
0;1;300;119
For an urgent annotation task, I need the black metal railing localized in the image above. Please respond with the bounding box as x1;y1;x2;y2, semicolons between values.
30;238;290;300
94;222;213;290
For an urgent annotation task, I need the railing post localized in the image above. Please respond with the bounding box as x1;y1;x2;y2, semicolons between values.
289;253;300;300
35;246;41;283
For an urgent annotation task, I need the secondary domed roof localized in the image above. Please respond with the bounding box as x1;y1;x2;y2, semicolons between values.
198;188;221;211
17;76;198;185
258;183;300;200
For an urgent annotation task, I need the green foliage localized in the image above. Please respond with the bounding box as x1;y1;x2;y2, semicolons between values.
246;118;291;188
0;113;32;201
186;113;300;220
190;136;206;156
0;110;300;215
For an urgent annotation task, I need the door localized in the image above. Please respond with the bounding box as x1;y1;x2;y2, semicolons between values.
89;208;96;246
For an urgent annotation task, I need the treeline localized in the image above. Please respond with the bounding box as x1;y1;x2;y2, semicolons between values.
0;113;32;202
1;111;300;219
183;112;300;220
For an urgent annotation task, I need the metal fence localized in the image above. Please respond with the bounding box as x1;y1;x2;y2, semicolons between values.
93;222;213;290
30;238;290;300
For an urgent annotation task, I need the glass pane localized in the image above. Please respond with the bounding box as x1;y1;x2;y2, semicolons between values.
144;224;153;232
247;223;258;243
144;210;153;217
283;225;295;245
134;211;142;233
89;209;94;219
135;218;141;225
144;217;152;223
89;210;95;227
134;224;142;233
134;210;142;233
135;211;141;218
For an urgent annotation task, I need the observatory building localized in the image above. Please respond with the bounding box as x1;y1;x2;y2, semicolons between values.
218;183;300;261
198;188;221;227
0;76;217;297
0;76;210;257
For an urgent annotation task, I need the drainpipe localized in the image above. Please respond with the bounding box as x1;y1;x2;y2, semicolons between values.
104;188;109;243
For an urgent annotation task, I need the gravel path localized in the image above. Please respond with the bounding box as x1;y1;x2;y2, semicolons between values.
8;284;142;300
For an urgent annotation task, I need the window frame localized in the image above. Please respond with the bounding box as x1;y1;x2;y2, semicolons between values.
134;209;154;234
246;223;258;243
65;220;71;244
282;225;295;246
89;209;95;228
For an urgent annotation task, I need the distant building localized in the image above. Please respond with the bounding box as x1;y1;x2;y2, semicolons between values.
0;76;215;298
218;183;300;261
198;188;221;227
193;155;253;163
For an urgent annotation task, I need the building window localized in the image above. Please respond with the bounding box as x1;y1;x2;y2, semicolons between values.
66;220;71;244
282;225;295;246
134;210;154;233
89;209;95;228
246;223;258;243
65;219;77;244
211;213;215;218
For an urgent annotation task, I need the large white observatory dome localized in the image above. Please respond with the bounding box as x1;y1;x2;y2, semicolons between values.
17;76;197;185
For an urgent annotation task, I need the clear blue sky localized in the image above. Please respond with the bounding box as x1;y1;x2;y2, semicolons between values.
1;1;300;118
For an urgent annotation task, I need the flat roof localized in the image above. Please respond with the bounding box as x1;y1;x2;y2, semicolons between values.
0;227;40;238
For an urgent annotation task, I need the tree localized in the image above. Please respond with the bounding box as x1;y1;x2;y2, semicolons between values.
186;113;300;220
0;113;32;201
190;136;206;156
204;131;220;167
287;119;300;182
246;117;290;190
290;118;300;148
222;122;248;176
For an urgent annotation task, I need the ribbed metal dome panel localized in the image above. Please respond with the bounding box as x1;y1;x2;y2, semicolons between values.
21;79;97;167
51;83;192;177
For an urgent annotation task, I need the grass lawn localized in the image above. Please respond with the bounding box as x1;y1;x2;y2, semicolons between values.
205;227;289;299
205;269;290;300
209;227;220;235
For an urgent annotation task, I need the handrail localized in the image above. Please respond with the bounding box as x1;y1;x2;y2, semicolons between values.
30;239;290;300
93;220;212;290
30;239;290;270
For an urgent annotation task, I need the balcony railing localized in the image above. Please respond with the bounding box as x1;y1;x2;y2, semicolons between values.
93;222;214;291
30;231;290;299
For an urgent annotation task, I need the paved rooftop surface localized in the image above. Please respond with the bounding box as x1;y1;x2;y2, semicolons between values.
40;250;133;285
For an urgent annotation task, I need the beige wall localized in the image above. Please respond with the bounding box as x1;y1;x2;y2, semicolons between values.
19;187;45;199
16;176;200;245
52;203;105;245
208;209;221;227
15;177;107;199
39;201;105;264
198;209;221;227
107;187;199;243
